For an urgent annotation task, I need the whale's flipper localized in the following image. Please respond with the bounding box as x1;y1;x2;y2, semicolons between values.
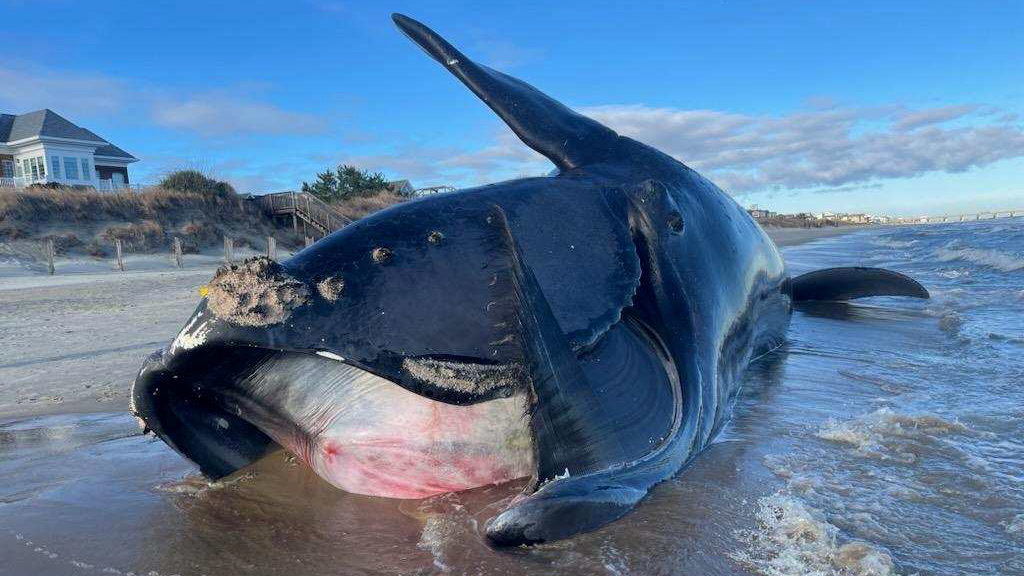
482;205;671;545
790;267;929;301
486;205;627;481
392;13;619;171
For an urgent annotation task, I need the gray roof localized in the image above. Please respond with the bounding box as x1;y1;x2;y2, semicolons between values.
387;179;414;191
0;114;14;142
0;109;137;160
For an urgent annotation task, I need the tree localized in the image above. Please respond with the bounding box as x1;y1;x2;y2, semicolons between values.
302;165;389;202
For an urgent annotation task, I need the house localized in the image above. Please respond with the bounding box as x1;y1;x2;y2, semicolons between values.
386;179;415;196
0;109;138;190
837;213;871;225
746;204;776;220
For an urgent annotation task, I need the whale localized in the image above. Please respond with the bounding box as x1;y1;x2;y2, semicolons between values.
130;13;929;546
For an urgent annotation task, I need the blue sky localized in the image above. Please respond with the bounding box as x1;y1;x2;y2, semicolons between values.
2;0;1021;217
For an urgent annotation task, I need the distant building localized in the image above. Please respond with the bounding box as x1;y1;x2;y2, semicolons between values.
0;109;138;190
837;213;870;224
386;179;415;196
747;205;775;220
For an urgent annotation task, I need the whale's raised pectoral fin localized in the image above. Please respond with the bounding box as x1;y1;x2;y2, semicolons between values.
482;205;674;546
486;205;628;482
790;267;929;301
392;13;619;172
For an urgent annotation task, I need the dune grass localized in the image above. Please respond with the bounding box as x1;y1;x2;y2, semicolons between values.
0;186;296;256
328;189;410;221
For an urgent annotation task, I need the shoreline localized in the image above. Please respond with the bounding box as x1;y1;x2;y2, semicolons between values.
764;225;871;247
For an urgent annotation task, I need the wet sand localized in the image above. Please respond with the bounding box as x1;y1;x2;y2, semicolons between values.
763;225;873;247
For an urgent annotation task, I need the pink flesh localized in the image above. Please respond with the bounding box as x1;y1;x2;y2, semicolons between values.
240;354;533;499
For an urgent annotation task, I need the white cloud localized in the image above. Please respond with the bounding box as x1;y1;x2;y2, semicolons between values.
0;66;129;117
0;64;325;138
893;104;977;131
150;96;323;137
429;102;1024;194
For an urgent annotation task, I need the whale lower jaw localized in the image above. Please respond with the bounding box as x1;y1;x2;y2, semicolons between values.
132;348;535;499
225;352;536;499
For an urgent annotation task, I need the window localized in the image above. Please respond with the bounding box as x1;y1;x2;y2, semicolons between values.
29;158;38;180
1;160;12;178
51;156;61;179
14;161;22;178
64;157;79;180
81;159;91;181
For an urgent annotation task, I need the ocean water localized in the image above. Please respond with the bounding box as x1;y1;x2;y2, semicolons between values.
1;218;1021;576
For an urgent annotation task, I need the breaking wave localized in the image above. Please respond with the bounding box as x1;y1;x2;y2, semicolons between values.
732;493;899;576
933;246;1024;272
816;407;968;463
872;239;917;249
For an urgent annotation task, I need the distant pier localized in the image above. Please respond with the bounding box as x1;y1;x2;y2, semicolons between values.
895;209;1023;225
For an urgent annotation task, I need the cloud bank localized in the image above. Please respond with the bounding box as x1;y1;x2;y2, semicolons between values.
413;102;1024;194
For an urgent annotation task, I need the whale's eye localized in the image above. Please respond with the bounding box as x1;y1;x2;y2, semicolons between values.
667;211;685;234
427;230;444;245
371;247;393;263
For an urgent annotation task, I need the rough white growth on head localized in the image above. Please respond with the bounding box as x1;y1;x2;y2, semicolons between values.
207;257;310;327
401;357;522;395
171;320;212;352
316;276;345;302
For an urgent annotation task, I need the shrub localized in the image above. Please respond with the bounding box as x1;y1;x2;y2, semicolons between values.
159;170;236;197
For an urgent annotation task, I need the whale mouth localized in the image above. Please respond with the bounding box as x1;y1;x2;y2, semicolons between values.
132;347;534;499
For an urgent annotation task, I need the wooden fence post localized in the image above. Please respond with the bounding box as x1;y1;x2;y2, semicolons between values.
172;237;183;268
224;236;233;263
267;236;276;260
115;238;125;272
305;236;313;248
46;239;55;275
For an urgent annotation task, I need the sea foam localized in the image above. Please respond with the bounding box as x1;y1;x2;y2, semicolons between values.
816;407;967;462
732;492;899;576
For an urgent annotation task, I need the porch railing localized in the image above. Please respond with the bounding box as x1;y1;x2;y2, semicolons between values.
0;176;141;191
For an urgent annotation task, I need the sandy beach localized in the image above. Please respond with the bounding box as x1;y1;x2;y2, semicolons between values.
0;227;863;421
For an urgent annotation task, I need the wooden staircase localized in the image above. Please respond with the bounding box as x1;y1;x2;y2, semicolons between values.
253;191;353;239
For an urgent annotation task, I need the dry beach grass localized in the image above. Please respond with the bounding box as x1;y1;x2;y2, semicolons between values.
0;185;296;258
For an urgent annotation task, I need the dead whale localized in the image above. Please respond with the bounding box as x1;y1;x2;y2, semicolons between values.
131;13;929;546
